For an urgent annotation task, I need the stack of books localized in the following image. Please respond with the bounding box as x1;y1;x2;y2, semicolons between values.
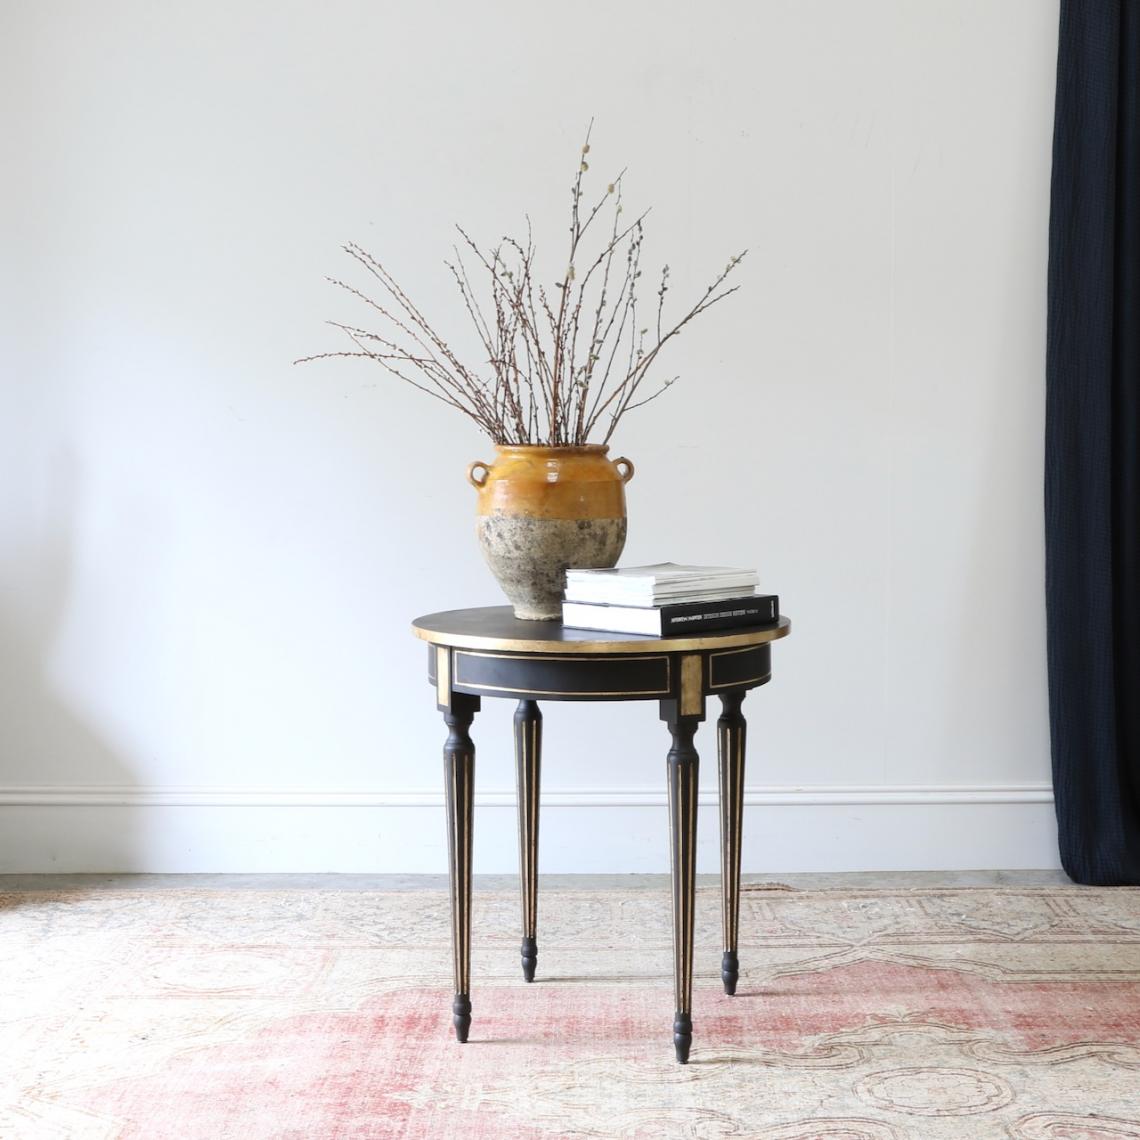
562;562;778;636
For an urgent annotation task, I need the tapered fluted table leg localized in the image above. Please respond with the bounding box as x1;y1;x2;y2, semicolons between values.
443;694;478;1042
717;691;747;995
514;699;542;982
666;713;700;1063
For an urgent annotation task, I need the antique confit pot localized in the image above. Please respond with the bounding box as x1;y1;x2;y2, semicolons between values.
466;445;635;620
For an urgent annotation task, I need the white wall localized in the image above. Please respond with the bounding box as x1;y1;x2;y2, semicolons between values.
0;0;1060;873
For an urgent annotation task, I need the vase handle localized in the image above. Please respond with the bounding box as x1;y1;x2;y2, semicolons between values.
467;460;491;489
614;456;635;484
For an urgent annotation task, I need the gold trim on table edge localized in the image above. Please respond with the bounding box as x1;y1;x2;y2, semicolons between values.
436;646;450;706
708;645;774;690
411;616;791;655
456;648;672;698
453;650;673;698
710;670;772;689
680;654;704;717
457;650;672;666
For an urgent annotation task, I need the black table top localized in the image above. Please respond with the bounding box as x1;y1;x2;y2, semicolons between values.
412;606;791;655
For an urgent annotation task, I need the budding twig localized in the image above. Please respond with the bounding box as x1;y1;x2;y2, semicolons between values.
297;132;745;446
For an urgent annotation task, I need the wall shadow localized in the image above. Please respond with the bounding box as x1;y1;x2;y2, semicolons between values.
0;453;139;879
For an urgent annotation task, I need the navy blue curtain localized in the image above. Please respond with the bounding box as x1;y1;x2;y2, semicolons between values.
1046;0;1140;884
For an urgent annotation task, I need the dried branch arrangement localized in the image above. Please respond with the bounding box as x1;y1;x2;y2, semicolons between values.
298;130;745;446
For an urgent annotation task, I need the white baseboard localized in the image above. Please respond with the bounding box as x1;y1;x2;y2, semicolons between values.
0;784;1059;874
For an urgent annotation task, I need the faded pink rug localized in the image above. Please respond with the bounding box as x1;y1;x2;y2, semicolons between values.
2;884;1139;1138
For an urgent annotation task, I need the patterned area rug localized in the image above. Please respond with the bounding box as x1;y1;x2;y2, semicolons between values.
2;884;1140;1138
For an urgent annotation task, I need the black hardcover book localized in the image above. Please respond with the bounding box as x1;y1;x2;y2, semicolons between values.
562;594;779;636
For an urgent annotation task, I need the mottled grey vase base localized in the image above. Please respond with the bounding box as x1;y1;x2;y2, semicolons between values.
477;515;627;620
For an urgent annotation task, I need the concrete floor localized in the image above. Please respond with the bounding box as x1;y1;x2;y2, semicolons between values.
0;870;1073;891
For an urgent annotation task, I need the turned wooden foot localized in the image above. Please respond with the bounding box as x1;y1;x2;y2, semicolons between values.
721;950;740;997
520;936;538;983
673;1011;693;1064
452;994;472;1043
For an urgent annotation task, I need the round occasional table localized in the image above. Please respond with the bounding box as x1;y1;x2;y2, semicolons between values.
411;605;791;1063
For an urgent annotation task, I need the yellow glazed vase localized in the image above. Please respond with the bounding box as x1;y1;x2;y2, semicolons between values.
467;445;635;620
